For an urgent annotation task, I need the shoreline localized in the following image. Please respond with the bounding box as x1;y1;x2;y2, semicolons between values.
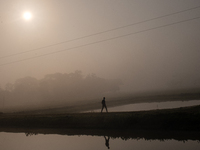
2;92;200;114
0;105;200;131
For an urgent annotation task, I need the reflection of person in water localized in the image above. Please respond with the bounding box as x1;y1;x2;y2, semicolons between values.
104;136;110;149
101;97;108;113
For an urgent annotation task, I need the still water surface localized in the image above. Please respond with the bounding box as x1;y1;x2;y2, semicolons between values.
0;132;200;150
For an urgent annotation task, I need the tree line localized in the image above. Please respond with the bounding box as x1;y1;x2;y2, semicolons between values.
0;71;122;112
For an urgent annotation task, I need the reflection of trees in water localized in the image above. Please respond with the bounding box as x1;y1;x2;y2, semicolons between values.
111;136;139;141
10;128;200;142
102;136;168;149
103;134;200;142
100;129;200;142
25;132;38;136
120;137;133;141
115;136;187;142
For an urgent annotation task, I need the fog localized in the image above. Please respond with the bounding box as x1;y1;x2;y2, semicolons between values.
0;0;200;111
0;71;122;112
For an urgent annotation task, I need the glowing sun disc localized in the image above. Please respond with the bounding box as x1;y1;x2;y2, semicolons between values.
23;12;32;20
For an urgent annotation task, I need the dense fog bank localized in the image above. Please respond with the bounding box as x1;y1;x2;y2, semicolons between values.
0;71;122;112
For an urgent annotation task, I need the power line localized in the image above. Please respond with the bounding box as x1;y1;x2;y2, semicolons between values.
1;5;200;59
1;15;200;67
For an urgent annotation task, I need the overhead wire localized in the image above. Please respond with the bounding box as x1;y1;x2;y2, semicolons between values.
0;15;200;67
0;5;200;60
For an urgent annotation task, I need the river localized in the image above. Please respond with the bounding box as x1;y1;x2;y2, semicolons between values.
0;131;200;150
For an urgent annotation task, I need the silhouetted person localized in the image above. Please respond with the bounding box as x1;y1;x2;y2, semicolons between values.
104;136;110;149
101;97;108;113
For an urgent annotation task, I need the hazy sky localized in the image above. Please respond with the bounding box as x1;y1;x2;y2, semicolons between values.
0;0;200;93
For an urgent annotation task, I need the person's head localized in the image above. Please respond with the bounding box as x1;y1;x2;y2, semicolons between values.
103;97;105;100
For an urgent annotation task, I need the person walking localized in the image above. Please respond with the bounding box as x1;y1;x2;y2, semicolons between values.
101;97;108;113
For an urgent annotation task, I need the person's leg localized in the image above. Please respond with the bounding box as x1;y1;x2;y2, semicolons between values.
101;105;104;113
105;105;108;112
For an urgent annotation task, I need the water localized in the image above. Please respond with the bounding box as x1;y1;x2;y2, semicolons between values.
88;100;200;113
0;131;200;150
1;100;200;149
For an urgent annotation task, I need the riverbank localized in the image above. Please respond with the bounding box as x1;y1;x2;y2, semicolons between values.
3;90;200;114
0;105;200;131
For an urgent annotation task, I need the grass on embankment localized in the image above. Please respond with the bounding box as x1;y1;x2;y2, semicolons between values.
0;105;200;131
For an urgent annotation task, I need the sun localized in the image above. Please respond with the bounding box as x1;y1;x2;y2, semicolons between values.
23;12;32;20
